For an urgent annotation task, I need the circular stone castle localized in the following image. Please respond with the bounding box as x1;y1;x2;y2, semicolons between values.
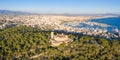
50;32;72;46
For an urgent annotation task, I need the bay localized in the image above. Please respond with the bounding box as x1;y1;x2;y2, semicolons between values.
90;17;120;30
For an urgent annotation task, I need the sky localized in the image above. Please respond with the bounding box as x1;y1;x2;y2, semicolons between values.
0;0;120;14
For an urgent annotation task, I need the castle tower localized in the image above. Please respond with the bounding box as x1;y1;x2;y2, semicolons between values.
51;31;54;39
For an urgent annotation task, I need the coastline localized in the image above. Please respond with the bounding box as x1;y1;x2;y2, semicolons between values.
0;15;119;39
59;16;120;39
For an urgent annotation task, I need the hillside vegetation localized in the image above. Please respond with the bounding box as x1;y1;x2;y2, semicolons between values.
0;26;120;60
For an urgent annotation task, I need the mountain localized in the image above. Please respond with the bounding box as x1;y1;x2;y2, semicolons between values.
0;10;120;16
0;10;35;15
102;13;120;16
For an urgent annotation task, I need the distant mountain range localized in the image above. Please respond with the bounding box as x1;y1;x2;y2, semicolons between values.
0;10;35;15
0;10;120;16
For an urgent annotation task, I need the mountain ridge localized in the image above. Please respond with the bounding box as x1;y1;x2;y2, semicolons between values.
0;10;120;16
0;10;35;15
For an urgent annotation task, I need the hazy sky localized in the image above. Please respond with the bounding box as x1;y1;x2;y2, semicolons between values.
0;0;120;14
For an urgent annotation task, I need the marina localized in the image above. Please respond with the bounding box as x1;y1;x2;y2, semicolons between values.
61;17;120;39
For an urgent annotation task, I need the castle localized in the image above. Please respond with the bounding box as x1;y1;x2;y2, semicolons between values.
50;32;72;46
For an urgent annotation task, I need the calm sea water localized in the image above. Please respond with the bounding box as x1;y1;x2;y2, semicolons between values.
63;17;120;33
90;17;120;30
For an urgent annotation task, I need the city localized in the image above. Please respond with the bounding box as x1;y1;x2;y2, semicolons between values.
0;0;120;60
0;15;120;39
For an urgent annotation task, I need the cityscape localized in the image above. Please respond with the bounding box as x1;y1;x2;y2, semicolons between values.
0;0;120;60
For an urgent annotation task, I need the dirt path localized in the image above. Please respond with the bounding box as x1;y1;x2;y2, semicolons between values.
29;52;48;59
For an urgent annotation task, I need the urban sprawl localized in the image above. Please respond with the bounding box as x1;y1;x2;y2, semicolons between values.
0;15;120;39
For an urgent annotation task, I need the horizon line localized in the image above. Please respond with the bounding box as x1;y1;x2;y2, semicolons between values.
0;9;120;15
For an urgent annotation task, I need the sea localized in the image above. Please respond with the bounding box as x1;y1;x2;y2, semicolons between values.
90;17;120;30
63;16;120;33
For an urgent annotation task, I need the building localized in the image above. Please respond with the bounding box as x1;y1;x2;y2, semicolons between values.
50;32;72;46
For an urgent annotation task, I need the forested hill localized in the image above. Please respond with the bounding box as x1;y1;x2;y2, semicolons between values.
0;26;120;60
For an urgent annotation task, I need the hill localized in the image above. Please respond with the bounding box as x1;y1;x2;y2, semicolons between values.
0;26;120;60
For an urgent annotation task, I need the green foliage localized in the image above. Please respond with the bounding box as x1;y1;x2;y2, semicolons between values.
0;25;120;60
0;26;50;60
